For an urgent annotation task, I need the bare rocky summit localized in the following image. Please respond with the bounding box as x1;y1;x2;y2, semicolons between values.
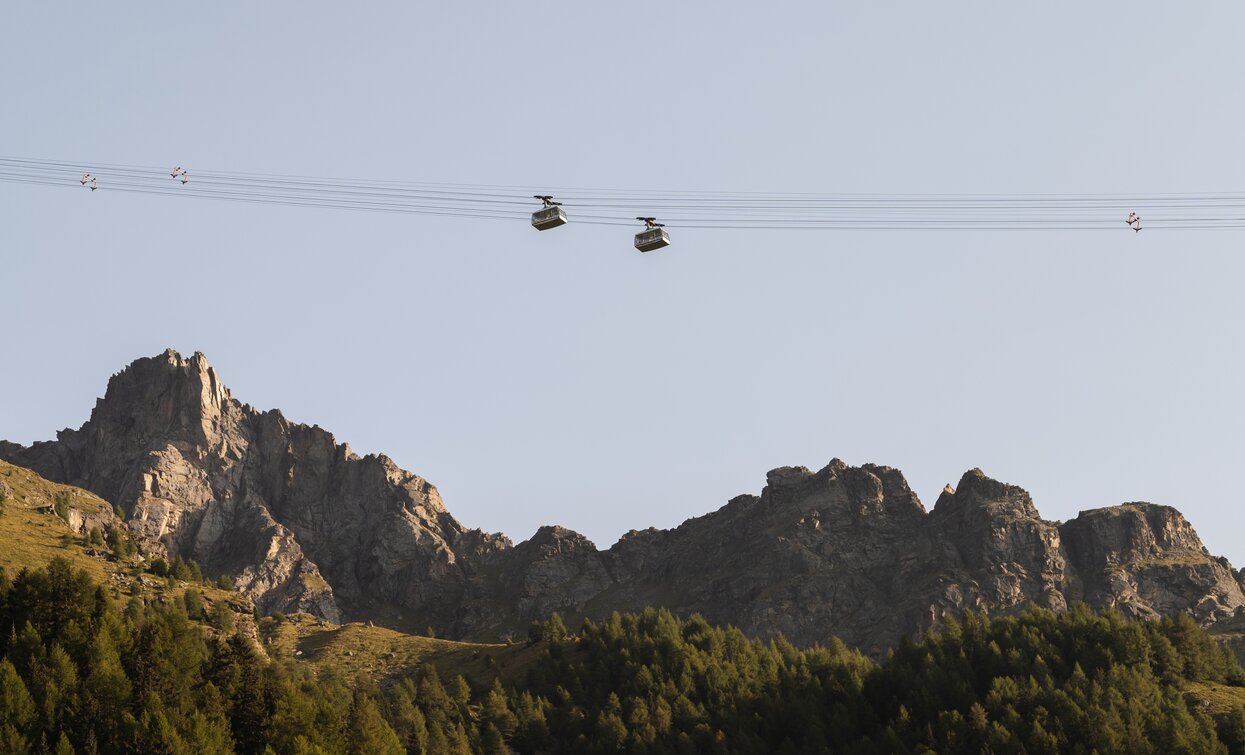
4;349;1243;649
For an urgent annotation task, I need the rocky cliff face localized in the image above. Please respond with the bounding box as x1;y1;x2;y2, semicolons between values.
4;350;1243;649
0;350;508;622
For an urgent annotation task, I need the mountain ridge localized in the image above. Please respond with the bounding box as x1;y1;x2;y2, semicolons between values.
4;348;1243;650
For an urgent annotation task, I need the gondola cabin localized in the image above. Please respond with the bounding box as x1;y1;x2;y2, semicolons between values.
531;205;568;230
634;227;670;252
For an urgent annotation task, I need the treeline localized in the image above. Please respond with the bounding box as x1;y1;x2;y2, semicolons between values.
500;608;1245;754
3;558;1245;753
0;557;418;754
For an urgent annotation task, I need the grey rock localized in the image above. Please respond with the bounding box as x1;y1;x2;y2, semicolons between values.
4;350;1242;651
0;349;507;624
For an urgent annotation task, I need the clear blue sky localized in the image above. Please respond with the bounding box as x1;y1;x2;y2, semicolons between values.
4;4;1244;562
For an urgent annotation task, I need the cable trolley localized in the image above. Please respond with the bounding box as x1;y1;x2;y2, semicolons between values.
531;195;567;230
634;217;670;252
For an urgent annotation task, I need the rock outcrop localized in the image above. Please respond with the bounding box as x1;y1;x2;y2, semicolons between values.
4;349;1243;649
0;350;508;623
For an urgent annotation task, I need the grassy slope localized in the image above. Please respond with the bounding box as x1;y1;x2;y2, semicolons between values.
0;460;117;580
261;612;549;687
0;459;253;642
0;459;534;686
1185;681;1245;716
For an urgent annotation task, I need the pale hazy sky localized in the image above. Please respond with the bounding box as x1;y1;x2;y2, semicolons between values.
4;4;1245;562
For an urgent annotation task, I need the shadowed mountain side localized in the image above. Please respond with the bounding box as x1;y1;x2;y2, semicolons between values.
456;463;1245;650
4;349;1244;650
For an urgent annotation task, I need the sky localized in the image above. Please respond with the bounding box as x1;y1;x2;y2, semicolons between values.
3;4;1245;562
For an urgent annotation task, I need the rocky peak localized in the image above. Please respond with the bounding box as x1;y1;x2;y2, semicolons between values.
522;525;598;554
856;463;926;517
931;468;1040;520
1059;504;1239;622
757;461;924;522
93;348;231;442
1060;503;1210;572
928;469;1058;601
0;349;505;624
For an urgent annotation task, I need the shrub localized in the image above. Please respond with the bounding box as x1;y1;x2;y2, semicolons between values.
150;558;169;577
107;526;133;559
167;555;202;582
528;613;569;644
211;601;235;632
52;492;70;522
183;588;204;617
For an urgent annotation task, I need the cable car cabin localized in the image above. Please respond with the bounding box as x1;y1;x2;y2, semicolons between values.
634;227;671;252
531;205;568;230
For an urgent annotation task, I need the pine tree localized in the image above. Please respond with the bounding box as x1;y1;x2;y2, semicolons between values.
0;725;28;755
546;612;569;642
1217;706;1245;754
223;633;268;755
185;682;235;755
52;492;70;522
480;723;507;755
0;659;36;741
424;720;449;755
80;615;131;753
450;676;472;711
30;644;79;739
482;679;518;739
106;528;131;560
138;701;189;755
388;683;429;755
346;692;403;755
596;710;628;751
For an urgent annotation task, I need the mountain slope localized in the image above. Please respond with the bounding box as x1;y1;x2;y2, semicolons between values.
4;349;1244;650
0;458;522;685
0;458;261;645
0;459;119;580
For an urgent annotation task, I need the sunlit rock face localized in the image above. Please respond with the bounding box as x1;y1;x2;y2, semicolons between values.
4;350;1242;649
0;349;508;624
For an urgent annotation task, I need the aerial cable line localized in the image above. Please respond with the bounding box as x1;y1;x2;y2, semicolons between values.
4;156;1242;210
4;157;1245;242
1;160;1236;227
5;156;1245;206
